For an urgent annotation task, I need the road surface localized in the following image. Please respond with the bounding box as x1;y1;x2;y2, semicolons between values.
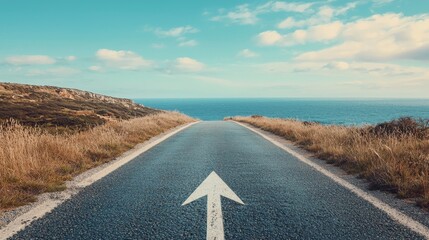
10;121;425;239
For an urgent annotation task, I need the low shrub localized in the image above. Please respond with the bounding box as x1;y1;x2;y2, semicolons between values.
369;117;429;139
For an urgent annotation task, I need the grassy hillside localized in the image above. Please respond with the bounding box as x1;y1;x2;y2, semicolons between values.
0;83;195;210
0;83;159;131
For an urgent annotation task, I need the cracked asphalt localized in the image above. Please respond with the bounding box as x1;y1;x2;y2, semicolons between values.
10;121;423;239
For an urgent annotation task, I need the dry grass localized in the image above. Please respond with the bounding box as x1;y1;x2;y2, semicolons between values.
229;116;429;209
0;112;195;210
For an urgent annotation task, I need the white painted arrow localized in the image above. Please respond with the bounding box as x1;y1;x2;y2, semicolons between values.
182;171;244;240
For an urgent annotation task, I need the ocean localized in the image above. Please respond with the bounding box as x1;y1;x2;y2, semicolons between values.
134;99;429;125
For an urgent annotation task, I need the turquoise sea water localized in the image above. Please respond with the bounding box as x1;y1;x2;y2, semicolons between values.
134;99;429;125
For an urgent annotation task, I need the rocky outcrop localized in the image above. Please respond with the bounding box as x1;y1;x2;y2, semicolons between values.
0;82;159;129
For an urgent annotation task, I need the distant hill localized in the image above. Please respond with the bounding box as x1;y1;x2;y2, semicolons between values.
0;82;159;130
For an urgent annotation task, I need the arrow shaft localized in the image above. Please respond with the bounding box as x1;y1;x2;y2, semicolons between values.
182;172;244;240
207;193;224;240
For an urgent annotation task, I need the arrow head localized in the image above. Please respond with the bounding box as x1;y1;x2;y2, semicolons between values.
182;171;244;206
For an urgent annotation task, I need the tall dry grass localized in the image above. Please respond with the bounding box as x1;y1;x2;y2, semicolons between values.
0;112;194;209
230;116;429;209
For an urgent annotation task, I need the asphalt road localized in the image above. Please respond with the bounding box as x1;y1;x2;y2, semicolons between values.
10;121;424;239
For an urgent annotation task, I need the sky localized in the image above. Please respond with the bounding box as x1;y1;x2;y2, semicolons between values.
1;0;429;98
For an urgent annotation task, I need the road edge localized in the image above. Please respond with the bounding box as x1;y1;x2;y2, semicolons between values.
232;120;429;240
0;121;200;239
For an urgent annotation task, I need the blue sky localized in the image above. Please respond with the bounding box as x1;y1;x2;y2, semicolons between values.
1;0;428;98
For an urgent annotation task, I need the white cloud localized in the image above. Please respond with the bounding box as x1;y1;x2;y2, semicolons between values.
152;26;199;47
305;21;343;41
264;12;429;62
292;30;307;43
238;49;258;58
278;16;318;29
212;4;259;25
6;55;56;65
66;56;77;61
324;61;350;70
257;31;284;45
295;13;429;61
336;2;358;15
271;2;314;13
178;40;198;47
278;17;300;29
277;3;357;29
372;0;395;6
155;26;198;37
88;66;102;72
211;1;316;25
96;49;152;70
318;6;334;19
259;61;429;79
259;61;313;73
258;21;343;46
174;57;205;72
296;42;359;61
349;62;427;76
